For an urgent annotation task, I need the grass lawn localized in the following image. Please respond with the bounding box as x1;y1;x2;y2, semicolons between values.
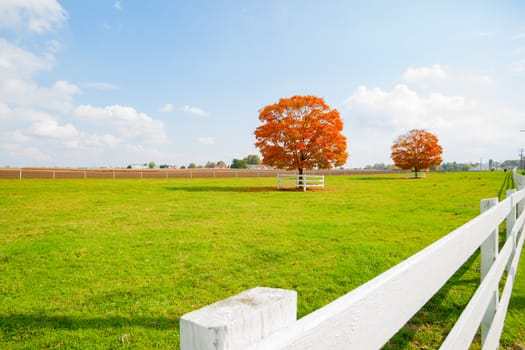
0;172;524;349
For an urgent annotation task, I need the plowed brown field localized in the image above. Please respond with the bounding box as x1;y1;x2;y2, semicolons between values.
0;168;393;179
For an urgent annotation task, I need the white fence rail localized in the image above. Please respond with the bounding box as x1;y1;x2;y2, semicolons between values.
180;187;525;350
277;174;324;191
514;168;525;190
406;170;427;178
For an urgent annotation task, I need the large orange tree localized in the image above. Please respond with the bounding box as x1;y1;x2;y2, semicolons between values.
391;129;443;176
254;95;348;175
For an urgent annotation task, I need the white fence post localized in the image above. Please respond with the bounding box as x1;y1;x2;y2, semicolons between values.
506;189;517;270
480;198;499;278
180;287;297;350
480;198;499;345
506;190;516;236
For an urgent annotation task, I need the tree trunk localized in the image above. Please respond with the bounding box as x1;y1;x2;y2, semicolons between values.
298;168;305;191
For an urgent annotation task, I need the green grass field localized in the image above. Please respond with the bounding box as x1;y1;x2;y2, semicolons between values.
0;172;524;349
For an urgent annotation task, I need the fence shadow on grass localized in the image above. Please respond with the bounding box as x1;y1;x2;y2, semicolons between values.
164;186;277;193
351;176;414;181
508;295;525;311
0;313;179;331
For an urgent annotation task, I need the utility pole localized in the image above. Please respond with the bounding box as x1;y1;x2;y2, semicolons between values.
520;130;525;170
520;148;524;171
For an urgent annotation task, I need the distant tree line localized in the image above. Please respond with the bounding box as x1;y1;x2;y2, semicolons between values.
363;159;522;172
130;156;521;172
440;162;474;171
364;163;397;171
230;155;261;169
139;154;262;170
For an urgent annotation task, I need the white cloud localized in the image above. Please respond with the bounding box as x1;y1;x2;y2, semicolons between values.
402;64;493;85
198;137;215;145
114;0;123;10
182;105;209;116
0;38;81;112
7;130;31;143
53;80;82;95
0;38;54;79
0;1;176;167
510;33;525;41
343;83;524;166
2;143;50;163
161;103;174;112
81;82;120;91
83;133;122;148
345;84;472;130
513;59;525;73
0;0;67;34
464;74;493;84
0;79;80;112
46;40;62;54
161;104;209;115
6;107;56;123
0;103;10;120
31;119;79;139
403;64;448;83
477;32;494;38
75;104;168;144
100;134;122;148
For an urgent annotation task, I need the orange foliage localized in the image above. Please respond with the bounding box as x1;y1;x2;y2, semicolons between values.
391;129;443;172
254;95;348;174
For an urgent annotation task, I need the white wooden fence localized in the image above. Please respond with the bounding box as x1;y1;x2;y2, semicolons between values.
180;187;525;350
514;168;525;190
277;174;324;191
406;170;427;178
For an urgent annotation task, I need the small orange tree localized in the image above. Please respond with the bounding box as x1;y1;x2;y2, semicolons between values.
254;95;348;175
391;129;443;177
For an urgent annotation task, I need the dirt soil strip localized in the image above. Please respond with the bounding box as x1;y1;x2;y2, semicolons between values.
0;168;395;179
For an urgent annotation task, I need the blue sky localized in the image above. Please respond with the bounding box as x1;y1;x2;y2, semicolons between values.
1;1;524;168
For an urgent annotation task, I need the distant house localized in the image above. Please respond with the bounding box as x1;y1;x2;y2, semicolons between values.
247;164;273;170
130;163;148;169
